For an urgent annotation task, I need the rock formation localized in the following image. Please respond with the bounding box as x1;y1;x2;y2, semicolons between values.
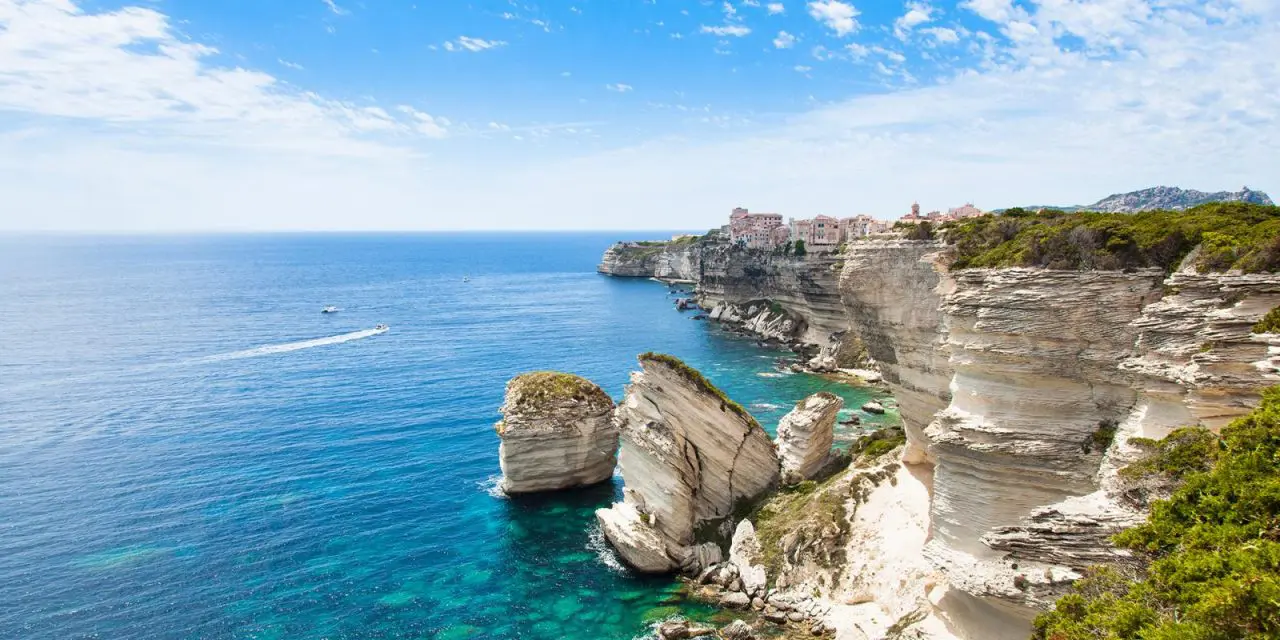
774;392;843;484
833;237;1280;638
597;239;701;280
596;353;780;573
495;372;617;494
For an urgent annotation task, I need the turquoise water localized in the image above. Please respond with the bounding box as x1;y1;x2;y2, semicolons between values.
0;234;895;640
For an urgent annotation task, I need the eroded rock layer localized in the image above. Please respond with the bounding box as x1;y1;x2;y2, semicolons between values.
775;392;843;484
496;372;617;494
596;354;780;573
837;238;1280;638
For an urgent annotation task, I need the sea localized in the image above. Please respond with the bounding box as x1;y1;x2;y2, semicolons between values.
0;233;897;640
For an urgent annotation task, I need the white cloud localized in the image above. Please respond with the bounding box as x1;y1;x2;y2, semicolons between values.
0;0;450;156
893;1;934;39
701;24;751;36
808;0;860;37
396;106;449;138
443;36;507;52
845;42;869;58
321;0;349;16
606;83;633;92
1;0;1278;233
961;0;1017;23
773;30;797;48
767;2;785;15
278;58;304;70
794;64;812;72
921;26;959;43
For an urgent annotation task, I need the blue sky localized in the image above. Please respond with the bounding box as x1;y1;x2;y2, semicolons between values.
0;0;1276;230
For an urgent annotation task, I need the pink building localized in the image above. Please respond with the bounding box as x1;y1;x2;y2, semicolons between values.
838;215;889;240
729;208;785;249
788;218;812;244
947;203;984;219
810;215;840;247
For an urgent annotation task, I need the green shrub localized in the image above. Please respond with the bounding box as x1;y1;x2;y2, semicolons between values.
1256;306;1280;334
943;202;1280;273
794;239;807;256
1034;387;1280;640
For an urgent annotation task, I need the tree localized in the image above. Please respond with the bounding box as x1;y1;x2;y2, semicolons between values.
793;239;807;256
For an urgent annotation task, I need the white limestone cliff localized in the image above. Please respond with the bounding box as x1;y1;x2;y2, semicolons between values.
775;392;843;484
831;238;1280;639
596;354;780;574
496;372;618;494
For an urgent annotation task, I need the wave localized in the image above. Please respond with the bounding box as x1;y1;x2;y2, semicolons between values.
750;402;783;410
199;328;387;363
478;474;507;500
756;372;787;378
586;524;627;574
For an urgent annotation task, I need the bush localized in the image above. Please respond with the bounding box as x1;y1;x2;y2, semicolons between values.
943;202;1280;273
1256;306;1280;334
1034;387;1280;640
794;239;807;256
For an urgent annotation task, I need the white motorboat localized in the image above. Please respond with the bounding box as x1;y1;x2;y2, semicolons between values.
322;306;340;314
374;324;389;332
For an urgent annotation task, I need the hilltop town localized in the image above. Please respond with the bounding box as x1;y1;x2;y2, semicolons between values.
725;202;986;251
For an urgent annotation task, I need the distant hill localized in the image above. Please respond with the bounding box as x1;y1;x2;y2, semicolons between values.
1005;186;1274;214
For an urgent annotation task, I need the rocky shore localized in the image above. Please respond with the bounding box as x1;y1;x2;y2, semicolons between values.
588;224;1280;639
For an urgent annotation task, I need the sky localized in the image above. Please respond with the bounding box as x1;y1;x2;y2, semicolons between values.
0;0;1276;231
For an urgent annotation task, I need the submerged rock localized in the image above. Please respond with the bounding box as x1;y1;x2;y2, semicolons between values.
596;353;780;573
860;401;885;415
775;392;843;483
496;372;617;494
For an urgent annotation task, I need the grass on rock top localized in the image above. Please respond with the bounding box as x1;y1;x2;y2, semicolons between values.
637;352;761;430
941;202;1280;273
502;371;612;415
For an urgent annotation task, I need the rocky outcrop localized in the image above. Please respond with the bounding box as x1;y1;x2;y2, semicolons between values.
840;239;953;464
707;300;805;346
597;240;701;280
728;520;768;598
1084;185;1273;212
495;372;617;494
775;392;843;484
698;245;849;349
836;237;1280;638
596;354;780;574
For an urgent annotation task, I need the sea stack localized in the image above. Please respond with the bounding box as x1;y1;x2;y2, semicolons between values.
495;372;617;494
596;353;780;573
775;391;843;484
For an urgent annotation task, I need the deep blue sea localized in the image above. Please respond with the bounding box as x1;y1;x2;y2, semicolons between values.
0;233;896;640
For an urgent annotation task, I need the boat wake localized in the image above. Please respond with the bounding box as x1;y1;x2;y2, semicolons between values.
199;327;388;363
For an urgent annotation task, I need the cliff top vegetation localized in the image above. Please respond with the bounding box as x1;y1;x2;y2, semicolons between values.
503;371;613;413
637;352;760;428
941;202;1280;273
1034;386;1280;640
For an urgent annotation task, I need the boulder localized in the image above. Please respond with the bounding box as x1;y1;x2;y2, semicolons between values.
860;401;886;415
656;618;717;639
597;354;780;573
719;592;751;609
775;392;843;483
720;620;756;640
496;372;617;494
728;520;768;597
